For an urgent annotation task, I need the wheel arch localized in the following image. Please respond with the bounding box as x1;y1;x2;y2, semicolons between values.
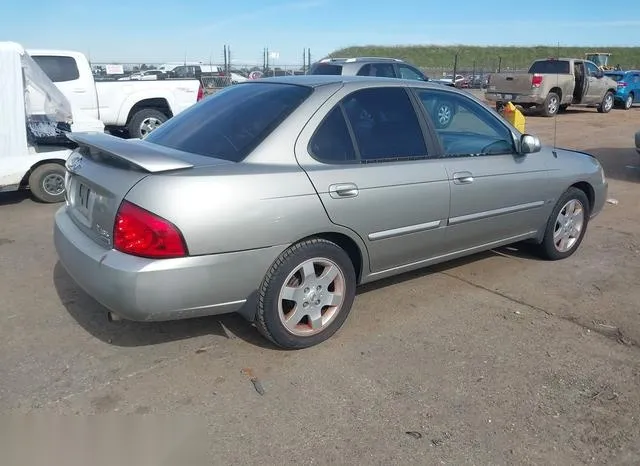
570;181;595;213
297;231;367;284
20;158;67;189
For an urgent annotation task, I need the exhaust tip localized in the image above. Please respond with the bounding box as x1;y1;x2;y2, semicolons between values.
107;311;122;322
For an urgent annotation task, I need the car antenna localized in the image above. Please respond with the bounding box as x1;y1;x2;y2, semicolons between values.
552;41;560;157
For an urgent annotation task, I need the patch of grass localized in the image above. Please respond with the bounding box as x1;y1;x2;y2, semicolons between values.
329;45;640;71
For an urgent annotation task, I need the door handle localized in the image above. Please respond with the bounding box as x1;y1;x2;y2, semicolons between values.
73;88;87;93
453;172;474;184
329;183;359;199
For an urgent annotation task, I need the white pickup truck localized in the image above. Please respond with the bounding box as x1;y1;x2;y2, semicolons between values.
28;50;204;138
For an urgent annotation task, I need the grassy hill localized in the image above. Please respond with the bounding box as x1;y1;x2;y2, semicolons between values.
329;45;640;71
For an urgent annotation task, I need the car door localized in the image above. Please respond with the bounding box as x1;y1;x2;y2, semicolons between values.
411;87;555;254
633;73;640;103
583;61;606;104
294;85;450;273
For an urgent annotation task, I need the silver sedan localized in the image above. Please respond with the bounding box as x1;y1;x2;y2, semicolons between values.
54;75;608;349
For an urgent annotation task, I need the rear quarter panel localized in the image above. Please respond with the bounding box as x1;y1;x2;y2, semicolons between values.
123;163;367;257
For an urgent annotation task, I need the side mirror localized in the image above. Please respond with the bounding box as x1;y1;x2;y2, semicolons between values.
520;134;541;154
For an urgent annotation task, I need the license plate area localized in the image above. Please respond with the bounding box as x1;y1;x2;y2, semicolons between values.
69;177;95;226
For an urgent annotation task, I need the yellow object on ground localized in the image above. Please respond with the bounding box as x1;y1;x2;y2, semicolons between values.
503;101;526;133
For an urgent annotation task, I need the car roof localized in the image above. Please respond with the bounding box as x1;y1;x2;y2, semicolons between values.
247;74;462;92
317;57;405;64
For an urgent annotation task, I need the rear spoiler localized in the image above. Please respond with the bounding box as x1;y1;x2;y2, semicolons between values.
66;132;194;173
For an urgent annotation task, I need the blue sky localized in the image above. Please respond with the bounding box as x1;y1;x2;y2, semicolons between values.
2;0;639;65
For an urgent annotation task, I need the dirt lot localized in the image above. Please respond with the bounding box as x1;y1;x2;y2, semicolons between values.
1;104;639;465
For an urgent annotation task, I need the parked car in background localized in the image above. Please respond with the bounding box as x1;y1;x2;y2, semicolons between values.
603;70;640;110
437;74;467;87
29;49;204;138
118;70;165;81
54;75;607;349
486;58;618;116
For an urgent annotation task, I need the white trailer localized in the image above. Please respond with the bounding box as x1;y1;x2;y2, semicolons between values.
0;41;104;203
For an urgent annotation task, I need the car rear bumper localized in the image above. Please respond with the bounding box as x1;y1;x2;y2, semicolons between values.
485;92;544;105
54;206;285;322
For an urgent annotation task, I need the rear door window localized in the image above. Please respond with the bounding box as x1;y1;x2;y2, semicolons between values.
30;55;80;82
341;87;427;161
309;64;343;75
528;60;570;74
356;63;396;78
145;83;312;162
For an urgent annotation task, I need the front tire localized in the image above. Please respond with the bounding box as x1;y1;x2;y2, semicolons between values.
256;238;356;349
535;187;590;260
597;91;614;113
28;163;66;203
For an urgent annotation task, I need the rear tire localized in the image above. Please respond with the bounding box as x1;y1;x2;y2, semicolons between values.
28;163;66;203
624;93;634;110
597;91;614;113
534;187;590;261
127;108;168;139
541;92;560;117
256;238;356;349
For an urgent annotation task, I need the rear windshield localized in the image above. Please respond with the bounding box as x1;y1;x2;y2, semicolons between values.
144;83;312;162
309;64;343;75
528;60;570;74
604;73;624;82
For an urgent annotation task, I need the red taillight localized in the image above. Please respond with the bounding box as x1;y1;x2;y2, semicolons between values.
618;82;627;87
197;83;204;101
114;201;187;259
531;74;543;88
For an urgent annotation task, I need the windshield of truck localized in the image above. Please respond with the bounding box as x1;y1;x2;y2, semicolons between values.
528;60;570;74
144;82;312;162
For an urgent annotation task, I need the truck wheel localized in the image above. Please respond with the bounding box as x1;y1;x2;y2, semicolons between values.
542;92;560;117
28;163;66;203
127;109;168;139
597;91;614;113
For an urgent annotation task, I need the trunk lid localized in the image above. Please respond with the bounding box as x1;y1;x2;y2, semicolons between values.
63;132;216;249
488;73;535;94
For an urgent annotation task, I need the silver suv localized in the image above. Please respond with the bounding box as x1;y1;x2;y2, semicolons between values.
308;57;454;86
309;57;457;128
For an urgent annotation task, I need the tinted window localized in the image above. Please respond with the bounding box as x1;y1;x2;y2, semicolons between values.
528;60;570;74
356;63;396;78
309;64;343;75
342;87;427;161
31;55;80;82
398;64;425;81
415;89;515;157
308;107;356;163
145;83;312;162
